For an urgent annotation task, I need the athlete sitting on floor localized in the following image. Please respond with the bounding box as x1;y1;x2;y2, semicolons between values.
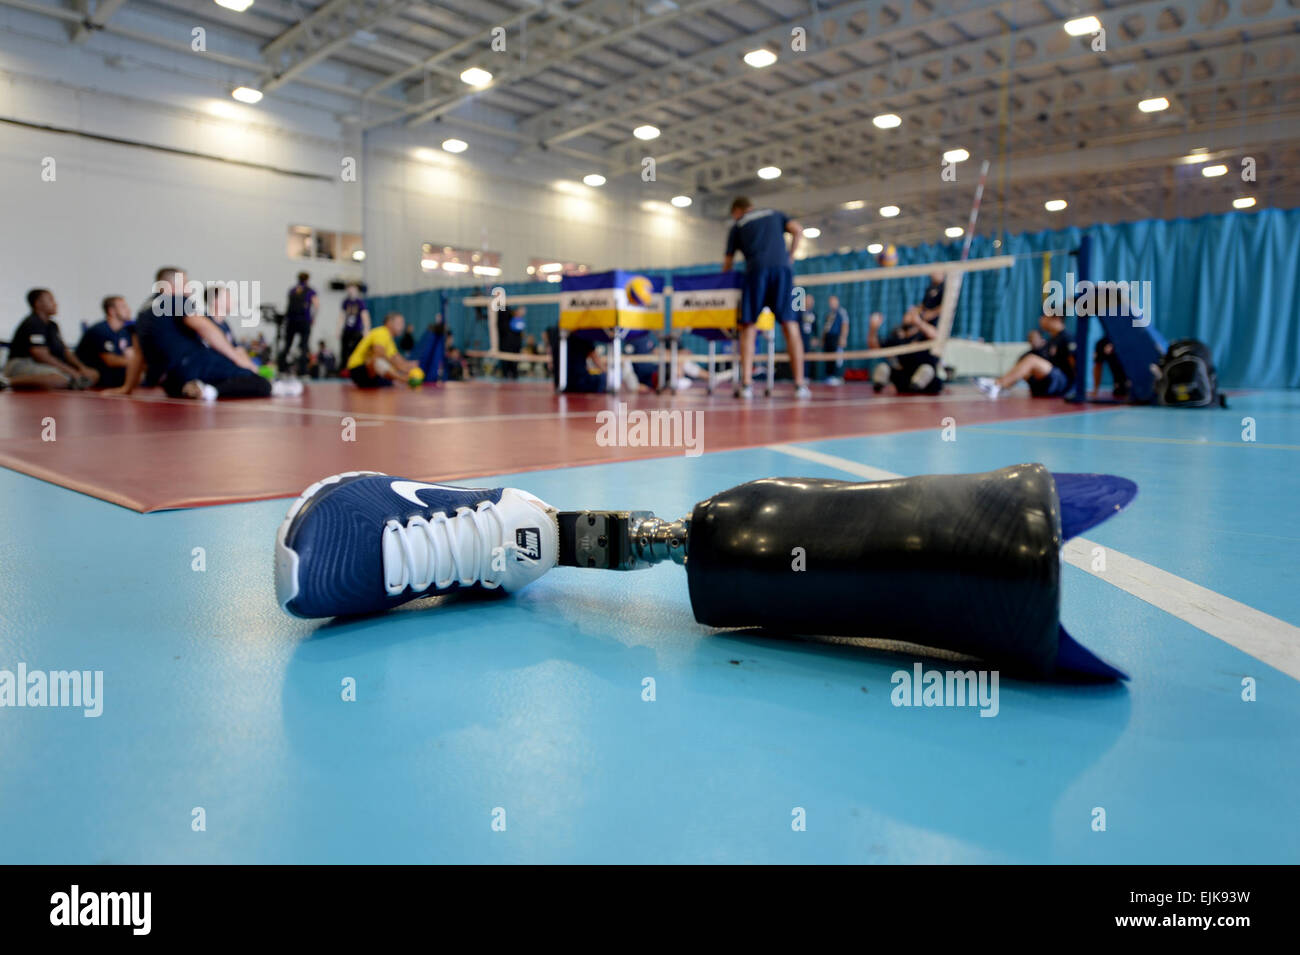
4;289;99;390
111;266;300;400
345;312;424;389
976;313;1076;399
867;307;943;395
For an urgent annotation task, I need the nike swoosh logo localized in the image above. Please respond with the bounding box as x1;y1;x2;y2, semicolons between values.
389;480;470;506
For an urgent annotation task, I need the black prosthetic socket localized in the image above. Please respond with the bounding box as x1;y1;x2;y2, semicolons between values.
685;464;1064;675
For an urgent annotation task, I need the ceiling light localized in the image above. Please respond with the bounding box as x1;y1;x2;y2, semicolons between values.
215;0;254;9
1063;15;1101;36
1233;197;1256;209
441;261;470;273
546;274;562;283
756;165;781;180
866;243;884;254
583;174;606;187
843;199;865;210
231;86;262;104
538;262;564;273
945;226;964;238
803;227;821;238
1138;96;1169;113
670;195;692;208
744;49;777;68
1045;199;1068;212
879;205;900;217
351;250;366;262
1202;164;1228;177
943;148;970;163
460;67;492;87
872;113;902;129
473;265;502;276
633;124;660;141
441;138;468;153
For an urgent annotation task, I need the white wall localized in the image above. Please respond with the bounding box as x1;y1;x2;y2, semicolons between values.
0;11;359;341
361;128;727;292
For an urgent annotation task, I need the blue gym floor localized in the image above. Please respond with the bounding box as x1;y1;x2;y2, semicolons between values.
1;389;1297;863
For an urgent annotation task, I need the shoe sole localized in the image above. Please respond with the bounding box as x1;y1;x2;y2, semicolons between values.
274;470;382;617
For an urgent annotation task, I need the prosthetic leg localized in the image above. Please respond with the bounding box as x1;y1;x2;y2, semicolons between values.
555;464;1134;679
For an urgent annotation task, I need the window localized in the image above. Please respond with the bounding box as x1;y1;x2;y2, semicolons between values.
420;243;502;278
526;258;590;283
288;226;363;262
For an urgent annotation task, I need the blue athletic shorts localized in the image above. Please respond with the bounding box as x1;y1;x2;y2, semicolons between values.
1029;366;1070;397
741;266;794;325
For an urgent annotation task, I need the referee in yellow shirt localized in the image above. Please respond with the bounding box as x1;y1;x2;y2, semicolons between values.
346;312;424;388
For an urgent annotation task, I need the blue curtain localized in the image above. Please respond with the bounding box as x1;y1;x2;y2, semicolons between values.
367;207;1298;388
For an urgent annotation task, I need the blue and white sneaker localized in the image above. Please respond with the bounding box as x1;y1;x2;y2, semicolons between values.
275;471;558;618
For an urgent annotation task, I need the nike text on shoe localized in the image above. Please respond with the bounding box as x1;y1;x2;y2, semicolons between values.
275;472;559;618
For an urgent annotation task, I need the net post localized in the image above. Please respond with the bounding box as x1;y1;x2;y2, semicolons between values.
1067;239;1091;403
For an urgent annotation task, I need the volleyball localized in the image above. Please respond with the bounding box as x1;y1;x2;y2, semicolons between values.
624;274;655;307
878;244;898;267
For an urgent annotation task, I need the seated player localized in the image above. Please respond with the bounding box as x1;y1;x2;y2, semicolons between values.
74;295;134;389
549;325;608;393
345;312;424;389
1091;336;1130;399
205;285;254;364
977;313;1075;399
4;289;98;390
867;308;942;395
112;266;299;400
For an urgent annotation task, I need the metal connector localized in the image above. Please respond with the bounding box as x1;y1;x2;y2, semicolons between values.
557;510;690;570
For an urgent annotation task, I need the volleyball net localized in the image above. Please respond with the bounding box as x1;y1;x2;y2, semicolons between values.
457;252;1046;391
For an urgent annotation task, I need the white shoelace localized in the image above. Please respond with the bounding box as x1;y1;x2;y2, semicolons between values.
382;502;507;596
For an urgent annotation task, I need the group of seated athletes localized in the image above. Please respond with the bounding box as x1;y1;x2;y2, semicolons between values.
2;268;435;400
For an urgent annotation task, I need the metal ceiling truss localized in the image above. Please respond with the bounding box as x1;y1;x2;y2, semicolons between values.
685;34;1300;189
602;0;1296;177
522;0;1017;146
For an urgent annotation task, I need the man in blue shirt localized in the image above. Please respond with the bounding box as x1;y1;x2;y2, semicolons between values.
722;196;809;399
4;288;98;390
821;294;850;384
977;313;1075;399
75;295;135;389
338;284;370;366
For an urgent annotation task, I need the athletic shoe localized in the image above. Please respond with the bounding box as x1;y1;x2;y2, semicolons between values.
794;384;812;399
871;363;890;393
735;384;754;399
910;363;936;391
673;377;693;391
181;380;219;401
272;378;305;397
275;472;558;618
976;376;1002;399
824;376;842;386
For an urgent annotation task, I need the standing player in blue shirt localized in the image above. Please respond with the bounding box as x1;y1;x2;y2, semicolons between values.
722;196;810;399
821;294;850;384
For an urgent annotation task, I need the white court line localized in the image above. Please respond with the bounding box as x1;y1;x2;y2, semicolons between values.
971;426;1300;453
766;443;1300;680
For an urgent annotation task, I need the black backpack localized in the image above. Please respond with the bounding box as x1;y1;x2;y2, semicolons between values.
1153;339;1222;408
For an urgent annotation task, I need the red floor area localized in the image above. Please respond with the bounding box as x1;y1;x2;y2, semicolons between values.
0;381;1093;512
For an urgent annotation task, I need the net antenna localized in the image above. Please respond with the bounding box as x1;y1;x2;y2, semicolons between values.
933;158;993;355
